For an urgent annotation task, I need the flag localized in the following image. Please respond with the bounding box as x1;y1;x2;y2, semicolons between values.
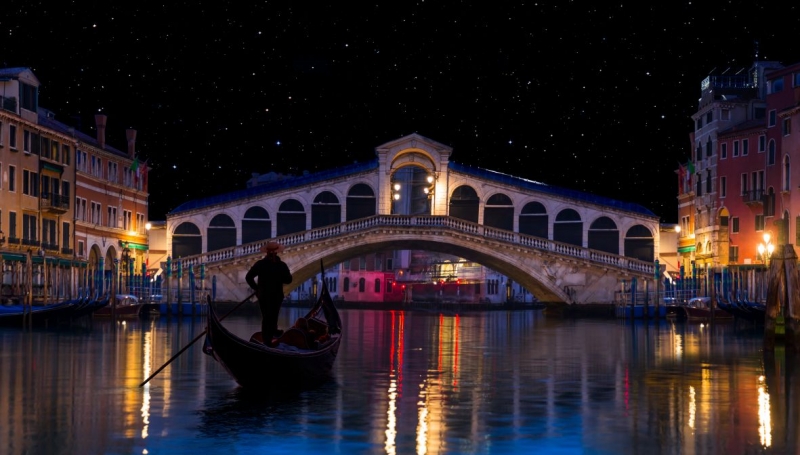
131;156;140;181
141;160;149;188
685;160;694;181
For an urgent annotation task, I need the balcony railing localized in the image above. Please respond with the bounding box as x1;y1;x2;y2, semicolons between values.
742;189;764;205
41;193;70;213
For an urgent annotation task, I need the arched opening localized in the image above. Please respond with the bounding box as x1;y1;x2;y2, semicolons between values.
449;185;479;223
588;216;619;254
172;222;202;258
242;206;271;244
311;191;341;228
277;198;306;236
624;225;654;262
391;167;433;215
518;201;548;239
207;214;236;252
553;209;582;247
346;183;376;221
483;193;514;231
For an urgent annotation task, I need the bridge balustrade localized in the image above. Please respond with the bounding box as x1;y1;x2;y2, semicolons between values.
164;215;655;277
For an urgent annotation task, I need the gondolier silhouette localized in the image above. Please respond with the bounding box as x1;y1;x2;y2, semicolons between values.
246;241;293;342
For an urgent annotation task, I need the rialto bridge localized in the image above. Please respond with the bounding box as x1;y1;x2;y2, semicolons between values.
162;134;661;305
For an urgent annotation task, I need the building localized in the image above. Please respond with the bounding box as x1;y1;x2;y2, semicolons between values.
0;67;150;302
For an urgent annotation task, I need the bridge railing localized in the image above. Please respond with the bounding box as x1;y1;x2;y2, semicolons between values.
167;215;655;276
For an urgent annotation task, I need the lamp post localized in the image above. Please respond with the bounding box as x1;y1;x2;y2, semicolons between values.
757;231;775;266
121;245;131;295
145;222;152;300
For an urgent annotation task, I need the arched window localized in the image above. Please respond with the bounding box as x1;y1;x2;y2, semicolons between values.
359;278;366;292
624;225;654;262
449;185;479;223
207;214;237;252
346;183;376;221
519;201;548;238
343;277;350;292
588;216;619;254
553;209;582;247
311;191;341;228
277;198;306;236
483;193;514;231
242;206;271;244
374;278;381;293
783;155;791;191
768;139;776;165
172;222;202;258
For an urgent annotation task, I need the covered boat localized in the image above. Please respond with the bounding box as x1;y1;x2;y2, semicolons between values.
203;280;342;390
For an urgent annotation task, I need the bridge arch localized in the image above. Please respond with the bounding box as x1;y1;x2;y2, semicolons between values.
207;213;236;252
588;216;619;254
311;190;342;228
242;206;271;244
519;200;548;239
277;198;307;236
554;208;583;247
172;221;202;257
449;185;479;223
624;224;655;262
346;183;377;221
484;193;514;231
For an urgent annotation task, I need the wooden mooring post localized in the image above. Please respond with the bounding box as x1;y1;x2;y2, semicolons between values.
764;244;800;351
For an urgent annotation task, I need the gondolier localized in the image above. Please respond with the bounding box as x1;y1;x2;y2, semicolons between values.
246;241;293;342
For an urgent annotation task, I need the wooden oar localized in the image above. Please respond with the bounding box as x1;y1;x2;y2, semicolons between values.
139;291;255;387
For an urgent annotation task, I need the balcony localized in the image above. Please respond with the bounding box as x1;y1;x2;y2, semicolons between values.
742;189;765;206
41;193;69;214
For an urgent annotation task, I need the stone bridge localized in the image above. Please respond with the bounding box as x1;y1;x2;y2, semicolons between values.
170;215;655;305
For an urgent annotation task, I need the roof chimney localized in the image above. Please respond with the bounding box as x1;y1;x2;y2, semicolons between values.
95;114;107;148
126;128;137;158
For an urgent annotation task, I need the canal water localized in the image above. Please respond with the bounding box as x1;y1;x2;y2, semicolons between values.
0;307;795;454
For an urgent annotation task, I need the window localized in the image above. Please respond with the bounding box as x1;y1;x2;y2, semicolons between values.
386;258;393;270
720;143;727;159
769;110;777;127
759;135;766;152
696;118;702;130
721;109;730;120
742;139;749;156
23;130;29;153
136;213;146;234
358;278;366;292
374;279;381;293
784;155;791;192
22;213;37;242
706;111;712;123
62;145;70;165
795;73;800;87
706;137;712;157
107;206;117;228
42;218;56;248
20;83;37;112
9;124;16;149
733;141;740;157
783;118;791;136
720;176;727;198
359;257;366;271
772;78;784;93
706;169;711;193
123;210;132;231
343;277;349;291
729;246;739;263
8;212;16;241
91;201;102;224
756;214;765;231
30;132;39;155
731;217;740;233
741;174;748;195
76;150;88;172
8;165;15;191
78;240;85;257
768;140;776;165
107;161;118;183
76;197;87;221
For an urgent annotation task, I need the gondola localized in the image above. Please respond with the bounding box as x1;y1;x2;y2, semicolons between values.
203;279;342;390
0;298;80;327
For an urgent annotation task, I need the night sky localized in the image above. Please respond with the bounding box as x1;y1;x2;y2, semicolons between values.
4;2;800;222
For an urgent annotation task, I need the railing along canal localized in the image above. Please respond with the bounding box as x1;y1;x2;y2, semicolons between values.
171;215;655;276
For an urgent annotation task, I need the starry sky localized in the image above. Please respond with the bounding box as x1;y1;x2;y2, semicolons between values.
3;2;800;222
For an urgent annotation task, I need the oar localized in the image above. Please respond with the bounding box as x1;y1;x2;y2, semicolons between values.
139;291;255;387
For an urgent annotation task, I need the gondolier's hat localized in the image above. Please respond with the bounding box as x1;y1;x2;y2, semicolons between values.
260;241;284;255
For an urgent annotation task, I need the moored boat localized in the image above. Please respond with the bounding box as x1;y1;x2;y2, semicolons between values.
203;281;342;390
682;297;733;321
93;294;159;318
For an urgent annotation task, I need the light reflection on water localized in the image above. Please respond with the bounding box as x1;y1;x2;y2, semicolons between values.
0;308;797;454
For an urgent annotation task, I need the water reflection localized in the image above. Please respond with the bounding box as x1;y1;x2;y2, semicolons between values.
0;310;798;454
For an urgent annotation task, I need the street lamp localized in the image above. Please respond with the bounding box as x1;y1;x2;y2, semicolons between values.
757;232;775;265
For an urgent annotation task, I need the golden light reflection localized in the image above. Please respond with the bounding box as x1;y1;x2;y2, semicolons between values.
141;330;152;440
385;378;398;455
674;334;683;359
688;385;696;430
758;376;772;448
416;392;429;455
